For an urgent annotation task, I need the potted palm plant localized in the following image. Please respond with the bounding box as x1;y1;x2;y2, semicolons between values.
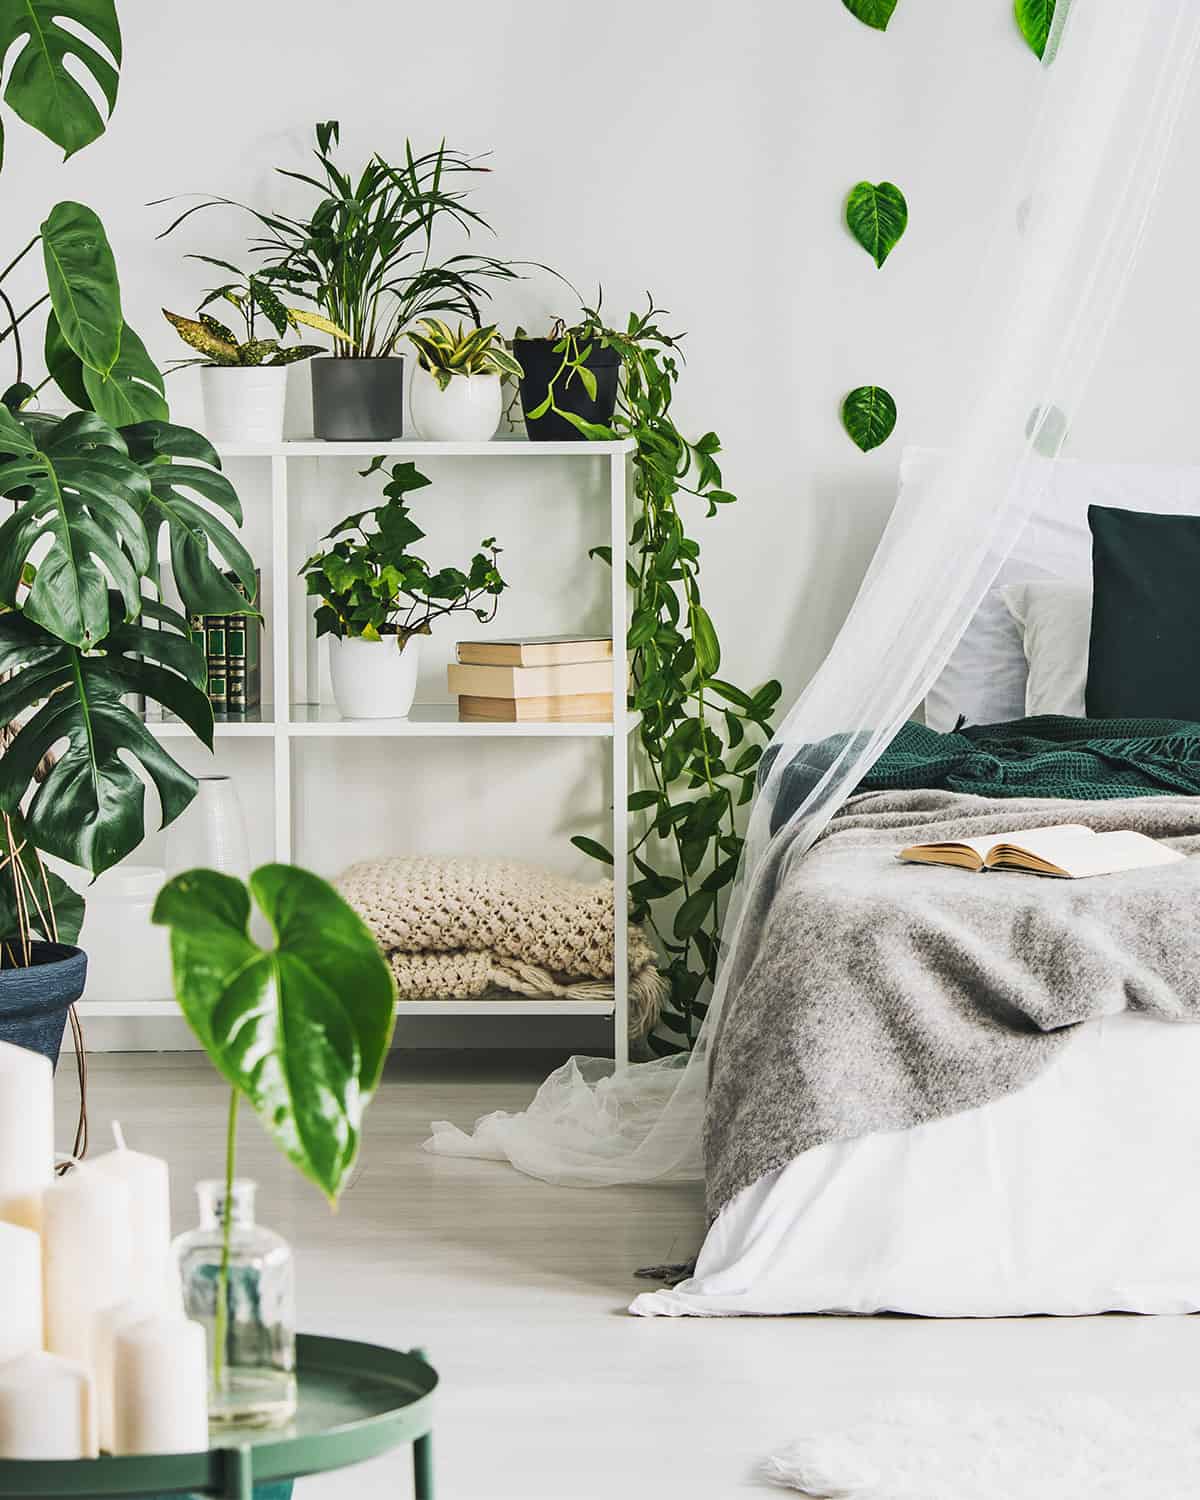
163;263;350;443
300;458;506;718
160;122;518;441
0;4;257;1069
406;319;523;441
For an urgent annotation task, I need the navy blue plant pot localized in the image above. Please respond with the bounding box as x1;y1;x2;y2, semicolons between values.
0;942;86;1070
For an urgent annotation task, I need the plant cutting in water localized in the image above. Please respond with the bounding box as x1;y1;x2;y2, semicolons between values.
152;863;397;1398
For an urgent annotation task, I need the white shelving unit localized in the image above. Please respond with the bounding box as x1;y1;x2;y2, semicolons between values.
84;439;636;1067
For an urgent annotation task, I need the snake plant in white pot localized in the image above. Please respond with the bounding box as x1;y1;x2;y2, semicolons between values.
406;320;523;442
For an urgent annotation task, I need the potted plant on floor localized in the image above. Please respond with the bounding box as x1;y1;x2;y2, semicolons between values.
163;263;350;443
159;122;518;441
405;319;523;441
300;458;506;719
0;2;258;1073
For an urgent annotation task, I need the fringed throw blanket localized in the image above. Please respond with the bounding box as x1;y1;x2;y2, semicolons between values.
337;856;666;1040
705;789;1200;1221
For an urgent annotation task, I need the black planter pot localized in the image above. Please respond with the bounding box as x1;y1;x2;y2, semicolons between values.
0;942;87;1069
514;338;620;441
311;357;405;441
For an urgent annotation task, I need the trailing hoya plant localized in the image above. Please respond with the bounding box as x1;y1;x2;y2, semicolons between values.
535;297;781;1051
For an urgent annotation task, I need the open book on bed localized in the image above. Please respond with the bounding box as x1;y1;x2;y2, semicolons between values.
898;823;1186;879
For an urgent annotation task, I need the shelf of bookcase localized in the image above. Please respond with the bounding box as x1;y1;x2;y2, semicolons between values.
133;440;635;1065
77;997;616;1019
215;438;635;460
145;704;641;740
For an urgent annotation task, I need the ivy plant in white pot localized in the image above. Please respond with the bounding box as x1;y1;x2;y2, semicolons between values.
301;458;507;719
163;265;349;443
406;319;523;442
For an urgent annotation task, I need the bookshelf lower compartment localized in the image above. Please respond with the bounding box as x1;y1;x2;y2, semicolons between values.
76;998;616;1018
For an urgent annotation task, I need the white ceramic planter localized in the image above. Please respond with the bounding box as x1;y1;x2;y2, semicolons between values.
329;635;419;719
408;367;502;442
199;365;288;444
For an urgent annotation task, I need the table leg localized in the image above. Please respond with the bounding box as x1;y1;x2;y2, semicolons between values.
412;1433;434;1500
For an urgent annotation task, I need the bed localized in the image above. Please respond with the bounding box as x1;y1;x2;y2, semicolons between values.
634;454;1200;1319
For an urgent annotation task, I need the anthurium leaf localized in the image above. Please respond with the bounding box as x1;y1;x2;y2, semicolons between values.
841;385;898;453
0;812;83;945
151;864;397;1202
1015;0;1056;59
0;406;151;647
846;181;909;268
44;312;91;409
0;604;207;876
841;0;899;30
0;0;121;158
41;202;123;375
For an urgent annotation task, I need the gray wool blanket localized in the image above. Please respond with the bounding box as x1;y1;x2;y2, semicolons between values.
705;789;1200;1221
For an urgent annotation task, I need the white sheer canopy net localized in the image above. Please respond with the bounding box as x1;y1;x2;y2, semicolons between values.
427;0;1200;1187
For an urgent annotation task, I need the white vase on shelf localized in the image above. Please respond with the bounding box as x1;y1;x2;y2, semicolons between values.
408;367;502;442
328;636;419;719
163;775;251;878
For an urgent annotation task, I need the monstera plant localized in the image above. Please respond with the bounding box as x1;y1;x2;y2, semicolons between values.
0;0;256;1104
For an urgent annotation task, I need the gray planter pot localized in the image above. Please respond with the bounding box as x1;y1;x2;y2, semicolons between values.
311;357;405;441
0;942;87;1069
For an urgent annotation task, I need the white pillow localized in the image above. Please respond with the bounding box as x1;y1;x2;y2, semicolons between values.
1001;580;1092;718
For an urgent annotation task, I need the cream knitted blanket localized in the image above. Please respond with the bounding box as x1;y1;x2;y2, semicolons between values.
336;856;666;1040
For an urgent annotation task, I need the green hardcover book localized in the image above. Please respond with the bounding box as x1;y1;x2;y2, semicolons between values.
205;614;228;712
225;569;262;713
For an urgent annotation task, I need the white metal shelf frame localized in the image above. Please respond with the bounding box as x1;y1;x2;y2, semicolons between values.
133;439;636;1065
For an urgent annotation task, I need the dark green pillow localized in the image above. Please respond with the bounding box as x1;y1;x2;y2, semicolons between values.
1086;504;1200;718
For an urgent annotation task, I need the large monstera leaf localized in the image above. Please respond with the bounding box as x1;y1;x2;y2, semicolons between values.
0;0;121;162
152;865;397;1202
0;597;211;876
0;406;151;647
121;422;258;615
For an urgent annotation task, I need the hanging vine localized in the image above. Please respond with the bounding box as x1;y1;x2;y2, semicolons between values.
533;298;781;1052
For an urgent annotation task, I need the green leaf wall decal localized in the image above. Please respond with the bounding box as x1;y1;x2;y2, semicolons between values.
841;0;900;31
1015;0;1056;59
846;182;909;268
842;386;898;452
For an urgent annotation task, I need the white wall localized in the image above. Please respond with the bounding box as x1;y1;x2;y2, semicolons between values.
10;1;1199;1041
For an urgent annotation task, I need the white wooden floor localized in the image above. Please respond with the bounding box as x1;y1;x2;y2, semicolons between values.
65;1052;1200;1499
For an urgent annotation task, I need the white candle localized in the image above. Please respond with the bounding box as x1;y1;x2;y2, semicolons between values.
0;1220;43;1360
42;1162;132;1365
0;1351;97;1458
94;1296;156;1454
0;1040;53;1232
89;1123;172;1308
112;1315;208;1455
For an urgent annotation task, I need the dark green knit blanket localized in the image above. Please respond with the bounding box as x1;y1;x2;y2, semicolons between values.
861;715;1200;801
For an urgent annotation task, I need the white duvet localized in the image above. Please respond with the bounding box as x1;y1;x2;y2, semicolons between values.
631;1012;1200;1318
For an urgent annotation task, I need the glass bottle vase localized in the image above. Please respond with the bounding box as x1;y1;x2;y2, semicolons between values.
173;1178;297;1426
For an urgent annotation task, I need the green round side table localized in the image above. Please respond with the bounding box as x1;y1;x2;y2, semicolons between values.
0;1335;437;1500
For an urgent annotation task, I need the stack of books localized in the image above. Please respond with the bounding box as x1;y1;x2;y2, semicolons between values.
449;636;615;721
189;570;263;715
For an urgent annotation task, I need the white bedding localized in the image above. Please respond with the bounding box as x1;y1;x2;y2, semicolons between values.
631;1012;1200;1318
